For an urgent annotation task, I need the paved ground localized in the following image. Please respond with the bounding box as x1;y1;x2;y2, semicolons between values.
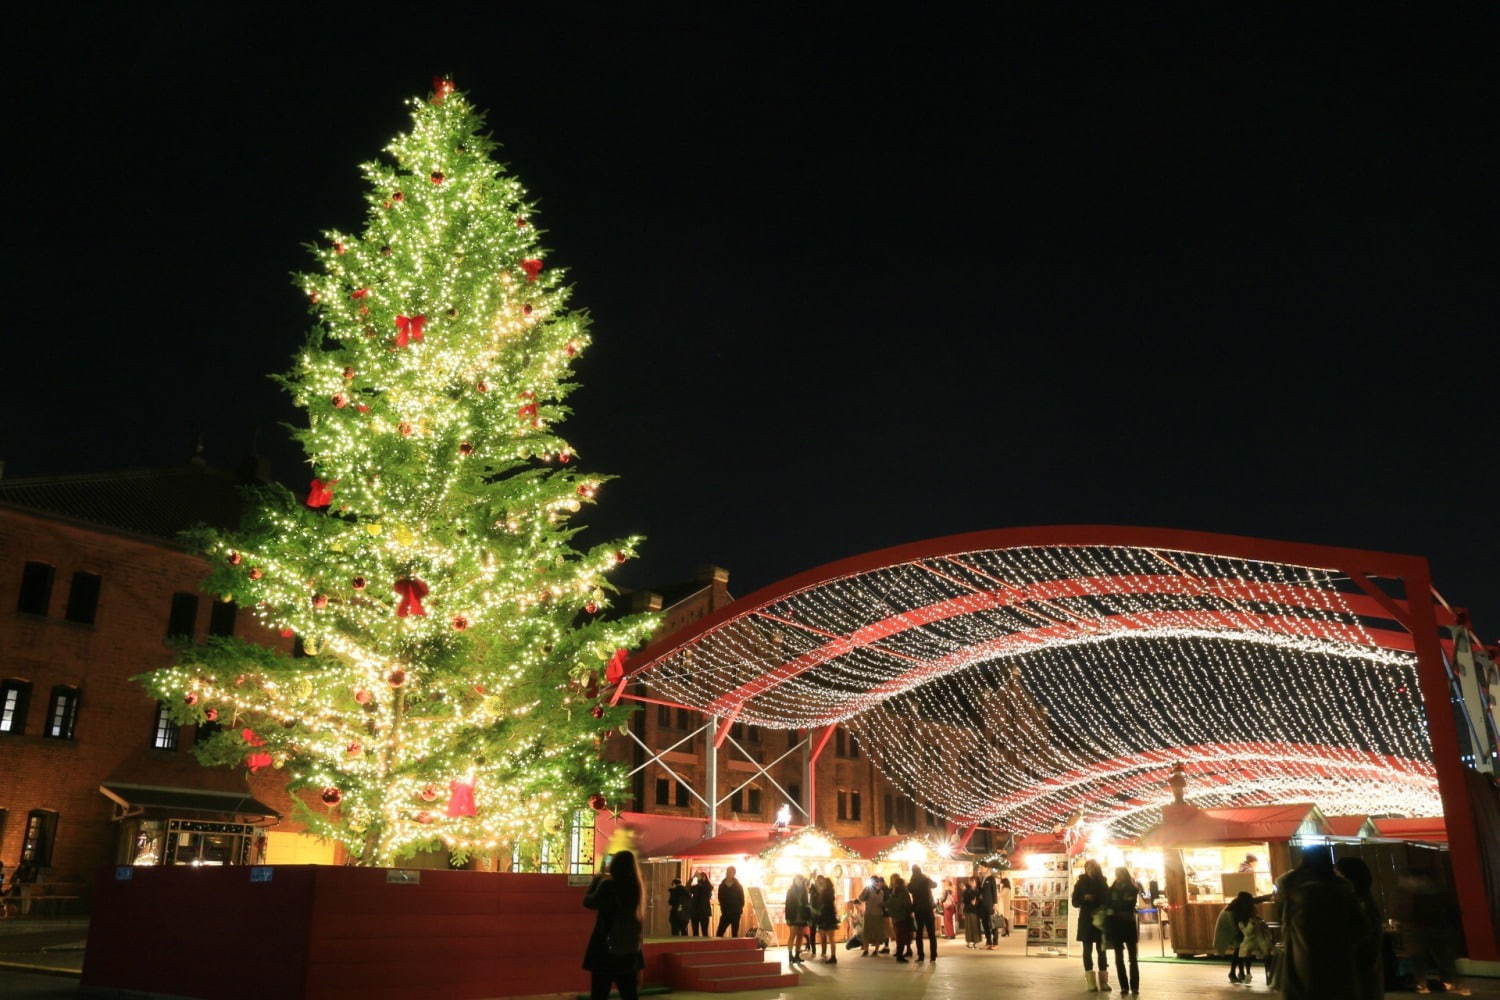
1;929;1495;999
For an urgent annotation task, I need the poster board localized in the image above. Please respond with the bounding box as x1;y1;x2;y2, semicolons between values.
1017;852;1070;953
747;886;776;946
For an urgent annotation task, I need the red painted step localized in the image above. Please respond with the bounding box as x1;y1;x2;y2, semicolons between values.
657;939;800;992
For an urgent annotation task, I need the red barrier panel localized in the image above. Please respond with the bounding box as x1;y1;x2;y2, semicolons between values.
82;865;595;999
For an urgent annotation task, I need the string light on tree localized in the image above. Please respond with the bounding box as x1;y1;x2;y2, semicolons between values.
141;80;656;867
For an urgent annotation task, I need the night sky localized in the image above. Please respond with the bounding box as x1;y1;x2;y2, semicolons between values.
8;6;1499;631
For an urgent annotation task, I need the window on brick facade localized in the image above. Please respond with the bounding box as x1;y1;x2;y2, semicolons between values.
788;783;802;806
730;788;744;813
45;686;80;740
22;810;58;866
884;794;894;828
731;722;744;742
152;702;179;750
675;781;688;807
836;790;848;821
748;725;761;744
17;562;54;616
657;703;672;727
835;729;846;756
64;572;102;625
788;729;800;750
655;777;670;805
748;787;762;814
676;708;692;730
196;719;221;744
848;733;860;758
1;679;32;734
851;790;862;821
166;592;198;639
208;599;237;637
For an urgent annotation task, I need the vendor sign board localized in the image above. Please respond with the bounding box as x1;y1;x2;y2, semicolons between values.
1017;852;1070;953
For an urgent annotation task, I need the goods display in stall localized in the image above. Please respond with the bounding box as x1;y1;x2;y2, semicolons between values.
1015;852;1071;952
850;834;974;883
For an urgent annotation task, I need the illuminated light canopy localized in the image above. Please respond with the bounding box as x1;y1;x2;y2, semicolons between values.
624;528;1447;836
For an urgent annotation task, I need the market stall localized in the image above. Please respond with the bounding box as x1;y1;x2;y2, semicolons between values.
1139;802;1328;955
845;834;973;883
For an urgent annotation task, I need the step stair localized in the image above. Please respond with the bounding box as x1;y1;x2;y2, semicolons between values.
658;938;800;993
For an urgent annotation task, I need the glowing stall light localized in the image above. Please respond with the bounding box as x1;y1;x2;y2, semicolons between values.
628;544;1442;837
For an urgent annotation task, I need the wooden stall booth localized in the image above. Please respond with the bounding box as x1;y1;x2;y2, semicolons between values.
666;826;868;943
845;834;974;884
1139;802;1329;955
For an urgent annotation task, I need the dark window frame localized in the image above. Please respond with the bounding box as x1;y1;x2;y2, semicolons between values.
17;562;55;616
656;703;672;728
152;701;179;750
851;790;862;821
22;809;58;866
166;592;198;639
748;787;762;814
674;781;688;807
208;599;237;638
655;776;670;805
44;685;80;740
836;789;848;821
63;571;102;625
0;679;32;734
730;787;744;813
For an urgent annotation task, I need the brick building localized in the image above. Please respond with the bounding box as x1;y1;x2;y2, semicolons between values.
0;462;333;899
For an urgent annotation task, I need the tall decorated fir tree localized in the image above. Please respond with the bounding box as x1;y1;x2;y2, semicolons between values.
143;79;655;867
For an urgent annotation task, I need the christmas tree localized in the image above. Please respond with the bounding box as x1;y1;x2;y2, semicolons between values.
142;78;655;867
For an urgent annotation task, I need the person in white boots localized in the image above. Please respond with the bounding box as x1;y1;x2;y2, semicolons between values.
1072;859;1111;991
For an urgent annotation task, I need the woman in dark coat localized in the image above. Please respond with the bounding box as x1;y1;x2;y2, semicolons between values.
784;873;811;964
1104;867;1143;995
688;871;713;937
667;878;691;937
814;875;839;963
582;850;645;1000
1275;853;1362;1000
1071;859;1110;991
1335;857;1384;1000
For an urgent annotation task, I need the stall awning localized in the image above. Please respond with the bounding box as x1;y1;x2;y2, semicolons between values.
100;783;280;819
1371;817;1447;843
1325;814;1376;839
672;828;796;859
1137;803;1325;846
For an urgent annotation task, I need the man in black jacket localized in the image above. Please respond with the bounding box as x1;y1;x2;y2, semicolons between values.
716;865;746;937
980;868;999;948
909;865;938;961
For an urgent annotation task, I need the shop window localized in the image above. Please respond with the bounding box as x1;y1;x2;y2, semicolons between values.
657;703;672;727
208;599;237;637
0;679;32;734
64;571;102;625
655;777;670;805
44;686;79;740
837;790;848;821
748;788;762;814
674;781;688;807
22;810;58;866
851;790;862;821
166;592;198;639
17;562;54;616
152;701;179;750
730;788;744;813
163;819;254;865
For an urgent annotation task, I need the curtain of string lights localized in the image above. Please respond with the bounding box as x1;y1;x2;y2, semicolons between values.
630;545;1439;835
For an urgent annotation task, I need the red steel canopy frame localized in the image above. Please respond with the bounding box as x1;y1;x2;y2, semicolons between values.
615;526;1498;959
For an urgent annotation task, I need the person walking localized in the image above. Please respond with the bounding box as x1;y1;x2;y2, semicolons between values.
1333;858;1384;1000
1275;853;1363;1000
1216;891;1255;983
910;864;938;962
814;875;839;963
859;875;889;956
784;873;811;965
979;867;999;948
962;874;983;947
940;878;957;939
998;876;1014;938
1072;859;1111;991
667;877;691;937
1104;866;1143;996
582;850;645;1000
716;866;745;937
688;871;713;937
888;873;914;962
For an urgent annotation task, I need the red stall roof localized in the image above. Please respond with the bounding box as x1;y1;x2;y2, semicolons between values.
1371;816;1448;843
1139;803;1326;846
1325;814;1375;838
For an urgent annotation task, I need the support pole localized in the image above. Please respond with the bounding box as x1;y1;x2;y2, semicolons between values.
1406;569;1499;960
804;725;836;830
706;713;719;838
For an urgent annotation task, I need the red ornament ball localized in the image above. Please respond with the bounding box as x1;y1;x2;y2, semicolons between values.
354;688;373;705
332;393;349;409
352;577;367;591
321;787;342;806
473;684;486;695
280;628;295;638
312;594;329;609
356;403;370;414
516;217;528;228
249;567;264;580
585;601;599;615
420;785;440;802
588;794;607;811
564;342;578;357
475;380;490;393
451;615;469;631
351;287;369;300
346;742;362;756
590;705;604;719
520;258;544;282
398;422;414;437
308;291;321;305
430;171;445;185
559;452;572;464
333;241;346;255
459;442;474;456
387;669;406;688
205;708;218;722
415;810;434;825
392;190;404;202
342;366;356;380
614;551;628;565
228;551;242;566
184;692;199;707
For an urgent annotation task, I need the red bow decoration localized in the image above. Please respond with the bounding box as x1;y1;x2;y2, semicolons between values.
305;477;337;508
395;314;426;348
521;258;544;282
242;728;272;772
394;577;429;618
446;779;477;818
605;647;628;685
